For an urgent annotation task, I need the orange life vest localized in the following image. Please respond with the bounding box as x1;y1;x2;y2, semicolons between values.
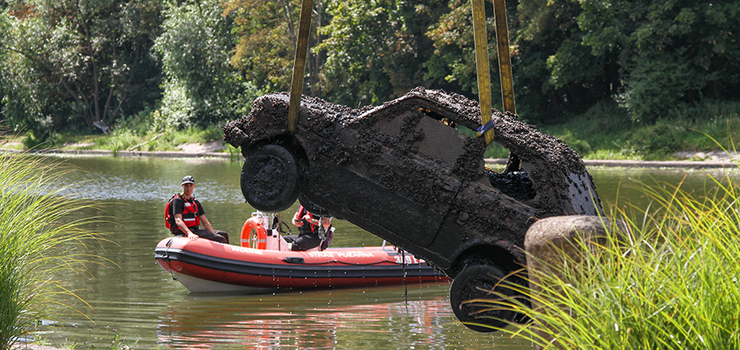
165;194;201;230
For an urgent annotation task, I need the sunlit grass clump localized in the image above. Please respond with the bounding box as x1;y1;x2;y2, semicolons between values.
0;155;100;350
481;176;740;349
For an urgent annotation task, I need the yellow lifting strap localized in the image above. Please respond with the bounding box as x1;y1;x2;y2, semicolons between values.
473;0;516;144
471;0;494;144
493;0;516;115
287;0;314;135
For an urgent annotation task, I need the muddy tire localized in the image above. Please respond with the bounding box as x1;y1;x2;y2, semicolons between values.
449;264;521;332
241;144;303;212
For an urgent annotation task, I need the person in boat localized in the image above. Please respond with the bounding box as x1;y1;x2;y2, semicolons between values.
286;204;333;251
166;175;229;244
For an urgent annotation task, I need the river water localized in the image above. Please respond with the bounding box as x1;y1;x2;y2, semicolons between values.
27;155;738;349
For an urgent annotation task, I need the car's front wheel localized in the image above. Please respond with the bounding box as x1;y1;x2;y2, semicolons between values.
449;264;525;332
241;144;304;212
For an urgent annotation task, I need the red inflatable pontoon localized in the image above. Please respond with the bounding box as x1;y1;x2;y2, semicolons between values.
155;213;448;293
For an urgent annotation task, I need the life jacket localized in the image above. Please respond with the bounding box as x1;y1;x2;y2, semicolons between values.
165;194;201;230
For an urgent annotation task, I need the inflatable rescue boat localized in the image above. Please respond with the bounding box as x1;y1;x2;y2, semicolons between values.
155;213;449;293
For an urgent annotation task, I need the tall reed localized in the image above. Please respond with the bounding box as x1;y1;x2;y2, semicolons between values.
0;154;101;350
471;175;740;349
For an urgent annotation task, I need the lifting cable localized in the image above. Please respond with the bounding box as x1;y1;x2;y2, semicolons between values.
493;0;516;115
287;0;314;134
471;0;494;144
472;0;516;143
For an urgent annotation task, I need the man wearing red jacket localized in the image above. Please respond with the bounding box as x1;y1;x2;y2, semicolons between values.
286;204;332;251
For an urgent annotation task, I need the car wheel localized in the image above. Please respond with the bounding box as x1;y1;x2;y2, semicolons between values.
241;144;303;212
449;264;523;332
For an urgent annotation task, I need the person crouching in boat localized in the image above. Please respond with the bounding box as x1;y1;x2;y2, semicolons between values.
286;205;333;251
166;175;229;244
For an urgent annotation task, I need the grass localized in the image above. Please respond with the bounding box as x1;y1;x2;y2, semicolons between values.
469;174;740;348
0;155;104;350
484;99;740;160
49;125;226;153
0;105;227;153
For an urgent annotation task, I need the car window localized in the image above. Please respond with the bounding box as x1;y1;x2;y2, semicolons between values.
373;110;468;168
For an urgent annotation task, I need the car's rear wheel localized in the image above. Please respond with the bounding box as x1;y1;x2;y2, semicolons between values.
449;264;523;333
241;144;303;212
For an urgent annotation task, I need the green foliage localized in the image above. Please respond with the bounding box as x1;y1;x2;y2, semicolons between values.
425;0;491;99
154;0;259;129
0;155;102;350
578;0;740;123
2;0;740;143
91;121;225;153
319;0;451;107
554;129;591;156
535;99;740;160
513;0;621;123
0;0;163;139
168;125;224;146
473;176;740;349
319;0;398;106
538;99;636;159
223;0;301;93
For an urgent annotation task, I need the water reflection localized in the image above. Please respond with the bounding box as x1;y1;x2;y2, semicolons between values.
153;284;534;350
157;289;458;349
29;156;740;349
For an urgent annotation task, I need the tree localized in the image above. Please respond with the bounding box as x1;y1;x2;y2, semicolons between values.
224;0;297;94
425;0;498;104
153;0;257;128
512;0;621;123
578;0;740;123
224;0;332;100
0;0;163;141
319;0;450;107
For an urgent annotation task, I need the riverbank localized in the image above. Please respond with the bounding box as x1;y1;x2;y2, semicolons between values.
2;146;739;169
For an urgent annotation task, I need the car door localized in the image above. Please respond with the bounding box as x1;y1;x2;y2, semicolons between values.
306;108;471;249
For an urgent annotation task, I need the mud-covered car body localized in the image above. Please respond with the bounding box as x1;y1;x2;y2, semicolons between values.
225;87;599;272
224;87;601;330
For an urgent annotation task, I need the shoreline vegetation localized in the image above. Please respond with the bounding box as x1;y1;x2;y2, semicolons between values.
3;98;740;165
0;98;740;167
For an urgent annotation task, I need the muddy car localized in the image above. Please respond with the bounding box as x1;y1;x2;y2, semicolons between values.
224;87;601;331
